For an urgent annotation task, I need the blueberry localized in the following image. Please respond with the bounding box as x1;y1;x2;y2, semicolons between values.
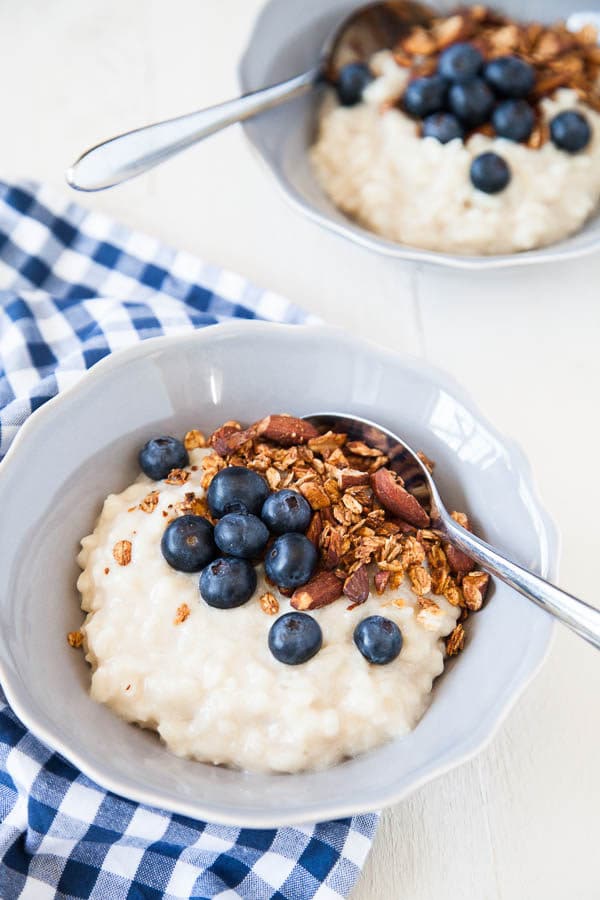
199;557;257;609
161;515;216;572
214;513;269;559
261;490;312;535
354;615;402;665
438;43;483;83
484;55;535;99
207;466;269;518
139;436;188;480
448;79;495;127
470;152;511;194
264;533;317;589
403;75;447;119
550;110;591;154
268;612;322;665
336;62;374;106
422;112;464;144
492;99;535;142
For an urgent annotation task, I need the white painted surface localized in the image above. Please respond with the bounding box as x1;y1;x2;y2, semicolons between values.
1;1;598;897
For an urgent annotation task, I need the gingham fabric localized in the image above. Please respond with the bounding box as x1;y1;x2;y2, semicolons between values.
0;179;379;900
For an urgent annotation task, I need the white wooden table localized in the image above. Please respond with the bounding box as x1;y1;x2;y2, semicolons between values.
3;2;598;897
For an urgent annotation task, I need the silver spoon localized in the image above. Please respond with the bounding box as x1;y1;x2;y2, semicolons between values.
304;412;600;650
66;1;432;191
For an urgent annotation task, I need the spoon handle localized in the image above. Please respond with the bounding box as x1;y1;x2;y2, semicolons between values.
443;518;600;650
66;68;319;192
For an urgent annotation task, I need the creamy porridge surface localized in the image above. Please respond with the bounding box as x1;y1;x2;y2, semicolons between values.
311;51;600;255
77;448;460;774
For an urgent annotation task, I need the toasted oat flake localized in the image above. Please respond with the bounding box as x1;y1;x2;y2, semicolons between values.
408;564;432;597
446;624;465;656
260;592;280;616
416;598;443;630
346;441;382;457
67;630;84;648
462;571;490;611
113;540;132;566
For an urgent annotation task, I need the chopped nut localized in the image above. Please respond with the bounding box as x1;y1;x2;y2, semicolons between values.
299;480;331;510
184;429;206;450
173;603;190;625
343;565;369;604
259;592;280;615
374;570;391;594
291;571;344;610
340;468;370;489
371;468;430;528
139;491;160;513
67;630;84;648
446;624;465;656
165;468;190;485
444;542;474;575
113;540;132;566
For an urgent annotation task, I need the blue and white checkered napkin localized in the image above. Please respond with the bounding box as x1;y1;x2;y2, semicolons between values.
0;179;378;900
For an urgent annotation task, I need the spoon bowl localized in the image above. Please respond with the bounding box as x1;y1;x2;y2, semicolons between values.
304;412;600;650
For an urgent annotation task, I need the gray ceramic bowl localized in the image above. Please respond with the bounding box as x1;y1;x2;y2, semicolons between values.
0;322;556;826
238;0;600;269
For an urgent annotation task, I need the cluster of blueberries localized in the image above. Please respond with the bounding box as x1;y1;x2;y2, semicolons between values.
139;436;403;666
336;42;592;194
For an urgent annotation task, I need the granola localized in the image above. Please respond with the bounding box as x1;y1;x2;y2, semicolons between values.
197;414;490;654
75;413;492;774
312;5;600;254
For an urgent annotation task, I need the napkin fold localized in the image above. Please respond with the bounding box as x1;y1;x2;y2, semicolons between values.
0;179;378;900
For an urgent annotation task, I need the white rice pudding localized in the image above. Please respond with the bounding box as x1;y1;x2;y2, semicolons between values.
77;448;460;774
311;50;600;255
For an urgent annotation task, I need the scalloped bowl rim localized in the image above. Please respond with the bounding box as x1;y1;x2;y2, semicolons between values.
0;322;558;825
237;0;600;271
